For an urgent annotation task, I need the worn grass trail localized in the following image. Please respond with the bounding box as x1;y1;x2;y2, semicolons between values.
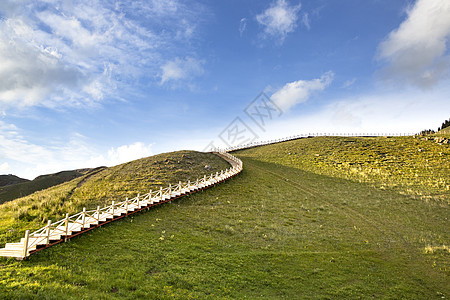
0;154;448;299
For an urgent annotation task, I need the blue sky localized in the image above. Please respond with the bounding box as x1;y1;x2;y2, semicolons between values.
1;0;450;179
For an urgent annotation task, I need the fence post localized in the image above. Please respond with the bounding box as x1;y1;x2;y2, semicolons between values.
45;220;52;245
111;201;115;217
147;191;151;210
125;197;129;214
160;187;163;201
64;213;69;242
22;230;30;258
82;207;86;229
96;206;100;222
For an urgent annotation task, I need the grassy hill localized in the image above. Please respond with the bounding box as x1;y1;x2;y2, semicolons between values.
0;175;29;187
0;170;93;205
237;135;450;201
0;150;229;248
0;139;448;299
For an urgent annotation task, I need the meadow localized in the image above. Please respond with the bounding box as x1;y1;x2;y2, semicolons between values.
0;137;448;299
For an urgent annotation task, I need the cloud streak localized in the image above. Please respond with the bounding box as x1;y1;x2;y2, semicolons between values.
377;0;450;88
239;18;247;36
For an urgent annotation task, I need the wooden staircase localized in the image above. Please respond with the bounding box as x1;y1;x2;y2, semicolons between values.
0;152;242;260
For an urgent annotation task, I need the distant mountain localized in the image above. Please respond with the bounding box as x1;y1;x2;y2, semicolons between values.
0;175;29;187
0;169;98;205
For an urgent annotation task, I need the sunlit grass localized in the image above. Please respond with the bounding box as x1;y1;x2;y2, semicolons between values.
236;136;450;201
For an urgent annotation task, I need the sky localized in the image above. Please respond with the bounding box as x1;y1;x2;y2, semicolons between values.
1;0;450;179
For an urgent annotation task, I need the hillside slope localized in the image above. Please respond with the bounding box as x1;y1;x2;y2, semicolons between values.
0;150;229;247
236;136;450;201
0;175;29;187
0;139;448;299
0;170;92;205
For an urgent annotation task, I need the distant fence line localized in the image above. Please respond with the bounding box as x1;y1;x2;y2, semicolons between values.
0;152;243;260
216;132;416;152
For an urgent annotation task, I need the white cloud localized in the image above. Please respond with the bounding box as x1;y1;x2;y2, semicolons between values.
0;0;205;109
256;0;301;43
160;57;204;85
239;18;247;36
270;71;334;111
377;0;450;88
88;142;153;167
0;23;86;107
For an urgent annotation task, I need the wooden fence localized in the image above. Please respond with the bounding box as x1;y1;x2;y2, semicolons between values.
0;152;242;260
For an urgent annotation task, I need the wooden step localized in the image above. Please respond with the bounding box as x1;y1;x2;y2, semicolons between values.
5;243;27;250
0;248;25;258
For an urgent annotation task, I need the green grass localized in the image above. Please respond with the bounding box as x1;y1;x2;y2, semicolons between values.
0;150;229;248
0;138;448;299
237;136;450;201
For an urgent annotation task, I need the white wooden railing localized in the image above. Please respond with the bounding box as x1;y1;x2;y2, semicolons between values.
0;152;242;260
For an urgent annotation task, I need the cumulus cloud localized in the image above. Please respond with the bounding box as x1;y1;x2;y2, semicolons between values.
270;71;334;111
160;57;204;85
0;0;204;109
256;0;301;43
89;142;153;167
377;0;450;88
